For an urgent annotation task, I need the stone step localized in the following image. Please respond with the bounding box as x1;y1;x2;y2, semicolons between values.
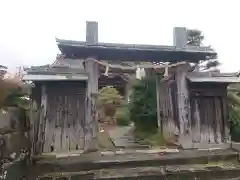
37;164;240;180
29;149;238;179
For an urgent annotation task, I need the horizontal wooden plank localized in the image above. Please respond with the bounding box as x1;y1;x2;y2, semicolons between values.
0;128;29;135
190;89;226;97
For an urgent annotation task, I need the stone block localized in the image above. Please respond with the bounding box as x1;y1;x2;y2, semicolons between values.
37;176;53;180
55;176;69;180
71;173;94;180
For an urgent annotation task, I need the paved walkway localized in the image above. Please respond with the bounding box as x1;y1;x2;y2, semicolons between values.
108;124;148;149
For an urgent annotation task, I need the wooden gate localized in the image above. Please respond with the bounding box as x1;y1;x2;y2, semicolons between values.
190;95;226;148
43;82;86;153
159;77;180;139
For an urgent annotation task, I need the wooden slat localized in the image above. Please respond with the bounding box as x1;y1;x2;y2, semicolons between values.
191;98;201;143
62;95;68;151
67;94;85;151
171;81;179;130
222;96;230;143
78;95;85;150
190;90;225;97
68;95;75;150
207;98;215;143
200;99;209;143
54;95;62;152
214;97;223;143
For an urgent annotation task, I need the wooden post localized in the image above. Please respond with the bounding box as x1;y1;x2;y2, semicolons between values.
37;85;47;153
84;21;99;152
28;87;35;158
222;93;230;143
155;75;162;132
176;64;192;149
173;27;187;49
173;27;192;148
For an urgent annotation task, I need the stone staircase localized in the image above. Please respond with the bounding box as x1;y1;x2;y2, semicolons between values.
24;148;240;180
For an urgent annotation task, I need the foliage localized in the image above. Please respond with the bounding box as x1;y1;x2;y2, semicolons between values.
96;86;123;118
228;84;240;141
228;84;240;118
0;69;30;130
129;74;158;132
0;72;30;110
229;106;240;126
205;60;220;69
115;106;131;126
187;29;204;46
229;106;240;141
4;93;30;110
97;86;123;106
187;29;219;70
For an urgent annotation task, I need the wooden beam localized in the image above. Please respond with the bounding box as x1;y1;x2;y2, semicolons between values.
84;21;99;152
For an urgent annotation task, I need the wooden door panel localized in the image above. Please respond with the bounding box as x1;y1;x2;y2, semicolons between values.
191;96;225;146
44;87;85;152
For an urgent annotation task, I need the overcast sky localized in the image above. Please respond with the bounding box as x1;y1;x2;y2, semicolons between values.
0;0;238;72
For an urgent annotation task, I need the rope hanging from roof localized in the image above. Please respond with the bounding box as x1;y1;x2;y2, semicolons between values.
163;62;170;77
103;65;109;76
84;58;187;78
136;65;146;80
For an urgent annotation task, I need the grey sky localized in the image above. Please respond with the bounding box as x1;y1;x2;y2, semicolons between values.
0;0;238;72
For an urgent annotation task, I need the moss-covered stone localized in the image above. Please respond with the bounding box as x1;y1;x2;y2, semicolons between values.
70;173;94;180
38;177;53;180
54;177;69;180
4;154;27;180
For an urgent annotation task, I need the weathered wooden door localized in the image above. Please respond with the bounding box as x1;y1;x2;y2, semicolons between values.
43;83;85;153
191;96;225;147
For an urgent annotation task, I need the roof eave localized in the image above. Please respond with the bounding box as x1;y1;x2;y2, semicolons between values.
56;38;216;54
187;72;240;84
56;39;217;62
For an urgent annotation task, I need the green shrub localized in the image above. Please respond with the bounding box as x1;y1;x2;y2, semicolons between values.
96;86;123;118
229;105;240;141
97;86;123;107
129;74;159;132
116;106;131;126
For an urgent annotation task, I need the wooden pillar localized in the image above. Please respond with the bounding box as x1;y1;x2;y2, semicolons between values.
37;84;47;153
173;27;192;148
173;27;187;49
84;21;99;151
29;85;40;155
176;64;192;149
155;75;161;132
222;92;230;143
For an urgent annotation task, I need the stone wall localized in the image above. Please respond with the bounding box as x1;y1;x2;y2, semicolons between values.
38;173;94;180
0;108;30;158
0;108;30;180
